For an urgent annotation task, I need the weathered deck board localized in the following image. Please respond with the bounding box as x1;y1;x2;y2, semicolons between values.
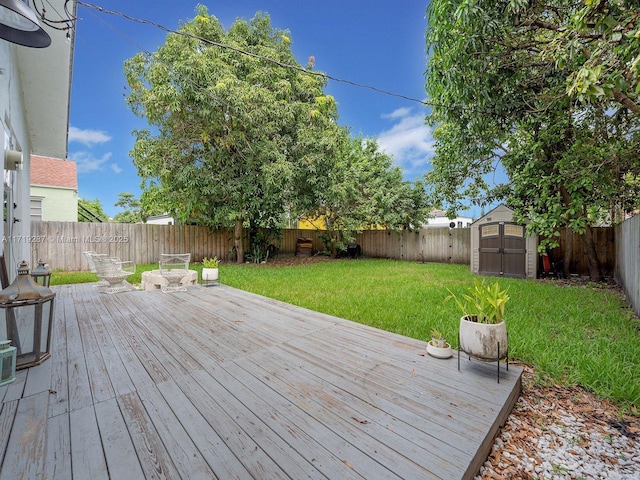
44;413;72;480
48;291;70;417
0;391;48;479
94;398;145;480
178;371;319;479
70;405;109;479
0;282;522;479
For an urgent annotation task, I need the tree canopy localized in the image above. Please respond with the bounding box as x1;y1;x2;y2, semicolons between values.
305;131;429;252
112;192;143;223
78;198;107;222
425;0;640;279
125;7;340;262
126;6;429;261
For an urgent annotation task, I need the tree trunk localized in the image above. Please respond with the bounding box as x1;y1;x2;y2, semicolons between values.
563;228;572;279
558;184;602;280
234;218;244;264
582;224;603;281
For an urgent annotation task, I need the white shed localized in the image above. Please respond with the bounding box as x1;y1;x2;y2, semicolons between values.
470;205;537;279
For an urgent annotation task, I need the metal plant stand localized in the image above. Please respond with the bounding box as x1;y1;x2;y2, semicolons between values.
458;333;509;383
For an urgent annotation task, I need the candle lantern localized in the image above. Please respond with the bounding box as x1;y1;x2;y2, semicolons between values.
31;259;51;287
0;340;16;386
0;261;55;369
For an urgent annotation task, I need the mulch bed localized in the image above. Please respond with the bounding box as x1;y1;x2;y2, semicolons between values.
478;365;639;479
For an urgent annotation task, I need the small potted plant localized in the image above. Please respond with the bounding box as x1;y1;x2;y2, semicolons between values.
446;279;509;361
430;328;447;348
426;326;452;358
201;256;219;284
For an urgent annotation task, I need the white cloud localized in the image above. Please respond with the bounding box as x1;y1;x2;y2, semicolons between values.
377;108;435;179
68;126;112;147
381;107;413;120
71;151;114;174
110;163;123;174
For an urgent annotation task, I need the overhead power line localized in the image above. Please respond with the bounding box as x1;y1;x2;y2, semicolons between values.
76;1;430;108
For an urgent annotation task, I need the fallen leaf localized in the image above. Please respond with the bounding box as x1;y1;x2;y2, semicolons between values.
343;460;353;469
351;417;369;424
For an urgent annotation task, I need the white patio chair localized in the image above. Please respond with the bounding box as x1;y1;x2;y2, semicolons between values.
83;251;110;287
159;253;191;292
92;255;136;294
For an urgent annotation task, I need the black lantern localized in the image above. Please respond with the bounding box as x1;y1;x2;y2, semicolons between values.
0;260;55;369
31;259;51;287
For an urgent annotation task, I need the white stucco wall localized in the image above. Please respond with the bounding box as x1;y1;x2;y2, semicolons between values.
1;42;33;277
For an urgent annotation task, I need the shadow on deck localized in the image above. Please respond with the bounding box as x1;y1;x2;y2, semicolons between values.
0;283;522;479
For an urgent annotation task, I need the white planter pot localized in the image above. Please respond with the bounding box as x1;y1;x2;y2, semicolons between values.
202;267;219;282
459;316;508;361
426;341;452;359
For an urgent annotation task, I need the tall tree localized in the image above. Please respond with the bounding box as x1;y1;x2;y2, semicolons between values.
302;131;429;253
113;192;143;224
425;0;640;280
125;7;339;262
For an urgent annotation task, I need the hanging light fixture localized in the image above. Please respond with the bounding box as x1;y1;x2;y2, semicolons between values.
0;0;51;48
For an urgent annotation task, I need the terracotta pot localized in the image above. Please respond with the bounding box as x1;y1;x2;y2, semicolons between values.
459;315;508;360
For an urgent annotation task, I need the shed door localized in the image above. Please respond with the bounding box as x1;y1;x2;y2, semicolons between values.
479;222;526;278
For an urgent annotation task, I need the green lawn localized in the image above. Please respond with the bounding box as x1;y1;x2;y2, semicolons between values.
51;258;640;409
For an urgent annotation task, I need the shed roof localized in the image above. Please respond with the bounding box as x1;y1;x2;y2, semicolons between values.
30;155;78;189
471;204;517;225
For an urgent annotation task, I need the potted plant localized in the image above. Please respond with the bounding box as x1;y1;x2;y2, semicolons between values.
430;327;447;348
427;326;452;359
446;279;509;361
201;257;219;284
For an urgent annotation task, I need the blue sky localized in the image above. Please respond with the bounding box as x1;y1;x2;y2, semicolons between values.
69;1;433;218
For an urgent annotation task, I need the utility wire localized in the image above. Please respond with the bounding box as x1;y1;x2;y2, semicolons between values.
76;1;431;108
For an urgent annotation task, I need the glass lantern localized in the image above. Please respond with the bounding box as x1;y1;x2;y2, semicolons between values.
31;259;51;287
0;261;55;369
0;340;16;386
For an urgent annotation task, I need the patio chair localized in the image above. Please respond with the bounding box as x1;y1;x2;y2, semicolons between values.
159;253;191;292
83;251;110;287
92;255;136;294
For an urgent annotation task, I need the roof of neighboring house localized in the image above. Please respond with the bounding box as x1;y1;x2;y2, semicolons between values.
30;155;78;189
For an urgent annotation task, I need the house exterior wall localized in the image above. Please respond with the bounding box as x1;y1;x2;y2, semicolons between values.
146;215;175;225
1;42;33;277
31;185;78;221
424;216;473;228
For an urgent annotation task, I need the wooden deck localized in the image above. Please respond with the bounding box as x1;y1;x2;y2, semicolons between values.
0;283;522;479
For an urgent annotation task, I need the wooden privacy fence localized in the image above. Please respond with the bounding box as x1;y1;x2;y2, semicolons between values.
27;221;471;271
547;227;616;276
615;215;640;316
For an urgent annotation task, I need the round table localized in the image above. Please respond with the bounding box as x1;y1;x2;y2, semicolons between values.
141;269;198;291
